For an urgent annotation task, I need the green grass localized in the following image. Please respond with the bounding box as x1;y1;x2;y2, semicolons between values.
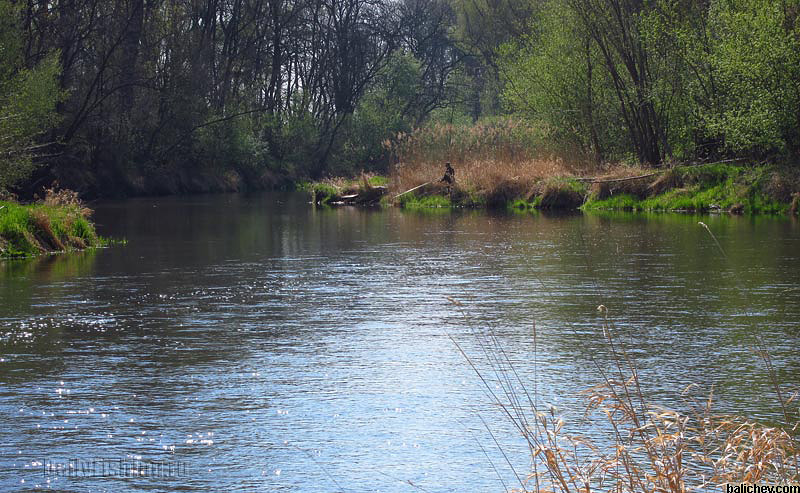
583;163;794;214
305;174;389;205
366;175;388;186
585;181;788;214
311;162;800;214
0;201;102;258
583;193;641;211
309;183;340;205
508;198;536;211
396;194;452;209
395;163;796;213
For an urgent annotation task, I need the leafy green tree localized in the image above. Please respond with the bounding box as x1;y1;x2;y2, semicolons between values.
639;0;722;160
450;0;534;118
500;0;623;161
0;0;62;191
641;0;800;158
336;52;423;173
705;0;800;155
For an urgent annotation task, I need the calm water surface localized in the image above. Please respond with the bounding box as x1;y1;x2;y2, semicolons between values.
1;192;799;491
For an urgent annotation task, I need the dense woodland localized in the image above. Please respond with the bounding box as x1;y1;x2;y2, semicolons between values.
0;0;798;197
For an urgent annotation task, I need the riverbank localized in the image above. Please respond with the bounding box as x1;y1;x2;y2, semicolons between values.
581;162;800;214
303;174;389;206
0;190;102;258
313;162;800;214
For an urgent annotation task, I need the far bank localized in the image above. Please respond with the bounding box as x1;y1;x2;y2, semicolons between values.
307;162;800;215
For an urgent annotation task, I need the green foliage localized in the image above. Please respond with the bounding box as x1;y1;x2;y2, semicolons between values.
704;0;800;154
309;183;340;205
396;193;452;209
508;198;539;212
638;0;707;160
500;0;800;164
366;175;387;186
0;1;63;191
195;112;265;175
500;0;623;160
583;163;792;213
4;0;800;193
0;201;35;256
0;201;100;258
450;0;533;118
335;52;423;174
273;109;321;177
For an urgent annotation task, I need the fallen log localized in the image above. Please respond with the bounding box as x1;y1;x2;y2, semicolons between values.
575;172;661;184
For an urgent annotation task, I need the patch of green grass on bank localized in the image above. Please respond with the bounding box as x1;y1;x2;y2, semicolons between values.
305;174;389;205
396;162;797;213
583;162;796;214
308;182;341;205
366;175;388;187
583;193;641;211
0;201;101;258
396;193;452;209
508;198;536;211
393;184;491;209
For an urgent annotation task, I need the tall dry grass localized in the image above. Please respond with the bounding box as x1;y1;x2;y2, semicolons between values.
448;299;799;493
386;120;587;199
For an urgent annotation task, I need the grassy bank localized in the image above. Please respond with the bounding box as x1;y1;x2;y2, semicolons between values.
385;162;800;214
373;121;800;214
583;162;800;214
0;189;102;258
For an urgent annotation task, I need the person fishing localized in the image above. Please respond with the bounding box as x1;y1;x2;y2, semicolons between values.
392;162;456;203
440;162;454;186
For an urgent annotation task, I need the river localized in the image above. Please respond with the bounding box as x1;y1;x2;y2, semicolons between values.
1;191;799;491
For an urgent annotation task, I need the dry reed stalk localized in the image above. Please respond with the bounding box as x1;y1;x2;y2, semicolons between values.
385;121;672;204
386;120;583;196
447;299;799;493
38;183;93;217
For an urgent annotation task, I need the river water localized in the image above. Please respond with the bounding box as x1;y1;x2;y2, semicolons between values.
1;191;799;492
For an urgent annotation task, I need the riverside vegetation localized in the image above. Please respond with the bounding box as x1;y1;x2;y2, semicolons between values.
309;121;800;214
0;187;103;258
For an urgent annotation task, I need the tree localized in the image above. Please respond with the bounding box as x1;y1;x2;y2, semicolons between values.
450;0;533;118
0;0;62;191
705;0;800;155
337;51;422;172
501;0;622;161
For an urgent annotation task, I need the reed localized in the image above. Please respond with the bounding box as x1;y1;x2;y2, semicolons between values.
386;119;585;206
451;304;798;492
